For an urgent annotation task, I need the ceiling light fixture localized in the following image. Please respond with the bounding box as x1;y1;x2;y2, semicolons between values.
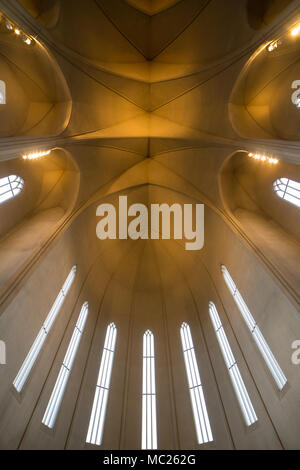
1;14;34;45
5;20;12;31
22;150;52;160
267;40;281;52
248;153;279;164
23;37;32;45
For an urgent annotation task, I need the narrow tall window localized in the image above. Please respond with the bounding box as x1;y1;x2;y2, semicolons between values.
142;330;157;450
0;80;6;104
0;175;24;205
180;323;213;445
221;265;287;390
13;266;77;393
209;302;257;426
86;323;117;446
42;302;89;429
273;178;300;208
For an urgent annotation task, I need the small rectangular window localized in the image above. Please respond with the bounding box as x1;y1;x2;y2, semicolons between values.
209;302;257;426
142;330;157;450
221;265;287;390
13;266;77;393
0;80;6;104
86;323;117;446
180;323;213;445
0;175;24;204
42;302;89;429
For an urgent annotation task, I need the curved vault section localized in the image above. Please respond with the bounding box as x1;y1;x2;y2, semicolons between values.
229;31;300;140
246;0;294;30
125;0;182;15
220;150;300;299
25;0;263;83
0;17;71;137
17;0;61;28
0;148;79;293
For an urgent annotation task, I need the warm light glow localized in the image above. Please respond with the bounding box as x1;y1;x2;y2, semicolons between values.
291;24;300;36
22;150;51;160
266;40;281;52
1;15;34;45
5;20;12;30
248;153;279;164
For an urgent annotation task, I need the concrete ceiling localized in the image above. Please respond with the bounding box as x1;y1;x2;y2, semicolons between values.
0;0;300;297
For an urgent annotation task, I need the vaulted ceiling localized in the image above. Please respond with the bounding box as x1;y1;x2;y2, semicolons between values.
0;0;300;297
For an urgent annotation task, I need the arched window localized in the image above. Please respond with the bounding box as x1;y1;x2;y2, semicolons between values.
0;80;5;104
142;330;157;450
208;302;257;426
180;323;213;445
273;178;300;208
0;175;24;205
86;323;117;446
221;265;287;390
13;265;77;393
42;302;89;429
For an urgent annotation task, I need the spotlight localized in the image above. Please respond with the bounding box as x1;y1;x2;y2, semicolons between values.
248;153;279;164
291;25;300;37
267;40;281;52
5;20;13;31
2;15;35;46
22;150;52;160
23;36;32;45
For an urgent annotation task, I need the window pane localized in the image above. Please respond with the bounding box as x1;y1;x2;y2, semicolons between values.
180;323;213;445
274;178;300;209
0;80;6;104
142;330;157;450
209;302;258;426
221;265;287;390
86;323;117;446
13;266;77;393
0;175;24;205
42;302;88;429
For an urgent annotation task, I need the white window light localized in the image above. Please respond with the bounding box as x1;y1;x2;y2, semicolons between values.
180;323;213;445
141;330;157;450
0;175;24;205
86;323;117;446
208;302;258;426
42;302;89;429
0;80;6;104
221;265;287;391
13;266;77;393
273;178;300;209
